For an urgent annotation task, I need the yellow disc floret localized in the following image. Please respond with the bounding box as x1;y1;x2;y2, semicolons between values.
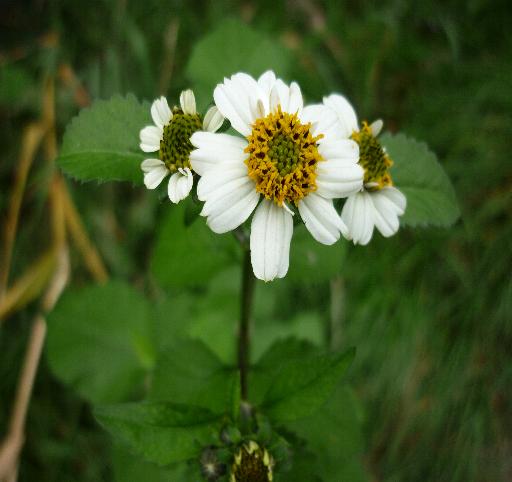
230;442;273;482
245;106;323;206
159;107;202;173
351;121;393;191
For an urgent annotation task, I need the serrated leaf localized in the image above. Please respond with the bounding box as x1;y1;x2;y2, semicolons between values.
151;203;238;288
287;224;347;282
57;94;150;184
250;338;318;406
46;281;154;404
256;339;355;422
251;311;324;362
150;338;238;417
255;338;319;371
95;401;219;466
112;445;194;482
186;18;293;109
381;133;460;227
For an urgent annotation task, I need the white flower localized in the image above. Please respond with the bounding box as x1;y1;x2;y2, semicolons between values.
190;71;364;281
323;94;407;245
139;89;224;203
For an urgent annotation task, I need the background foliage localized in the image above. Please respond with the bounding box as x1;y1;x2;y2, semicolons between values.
1;0;511;481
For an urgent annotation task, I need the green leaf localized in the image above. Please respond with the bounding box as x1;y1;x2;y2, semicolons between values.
186;18;293;110
250;338;319;406
184;197;202;227
95;401;219;466
286;384;368;482
251;311;324;364
152;296;193;351
46;281;154;404
150;338;238;417
287;224;346;282
57;94;150;184
151;202;238;288
274;449;322;482
112;445;190;482
151;270;239;364
381;133;460;227
255;339;355;422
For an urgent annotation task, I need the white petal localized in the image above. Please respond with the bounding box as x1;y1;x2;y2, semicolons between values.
180;89;196;115
200;177;252;212
287;82;303;115
300;104;342;142
232;73;268;121
300;104;323;123
269;85;281;113
316;159;364;198
371;187;406;237
167;169;193;203
143;165;168;189
197;169;260;233
141;158;165;173
341;192;374;245
151;97;172;129
201;177;259;233
318;139;359;160
214;73;262;136
255;99;265;119
197;163;249;201
371;198;399;237
257;70;277;100
379;186;406;214
140;125;163;152
190;132;247;175
370;119;383;137
282;202;295;216
269;78;299;113
250;200;293;282
323;94;359;139
202;106;224;132
298;193;346;245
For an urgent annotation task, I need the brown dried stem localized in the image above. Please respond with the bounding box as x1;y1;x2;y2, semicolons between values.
0;123;47;300
0;76;70;482
61;183;108;283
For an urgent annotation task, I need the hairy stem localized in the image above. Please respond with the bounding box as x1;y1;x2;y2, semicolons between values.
239;248;255;401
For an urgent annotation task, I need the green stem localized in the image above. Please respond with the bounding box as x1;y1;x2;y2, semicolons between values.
239;247;255;401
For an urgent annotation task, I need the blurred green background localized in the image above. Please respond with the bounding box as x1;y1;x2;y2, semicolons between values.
1;0;511;481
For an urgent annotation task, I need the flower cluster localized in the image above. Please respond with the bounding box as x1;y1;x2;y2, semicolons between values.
140;71;406;281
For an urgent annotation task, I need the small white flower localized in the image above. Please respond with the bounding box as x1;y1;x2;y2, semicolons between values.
323;94;406;245
139;90;223;203
190;71;364;282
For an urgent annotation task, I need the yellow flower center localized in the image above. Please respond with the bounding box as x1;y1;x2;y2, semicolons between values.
351;121;393;190
159;107;202;173
230;443;273;482
245;106;323;206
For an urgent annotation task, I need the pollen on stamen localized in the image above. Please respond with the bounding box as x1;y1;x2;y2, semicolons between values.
245;106;323;206
230;442;274;482
351;121;393;190
159;107;202;173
